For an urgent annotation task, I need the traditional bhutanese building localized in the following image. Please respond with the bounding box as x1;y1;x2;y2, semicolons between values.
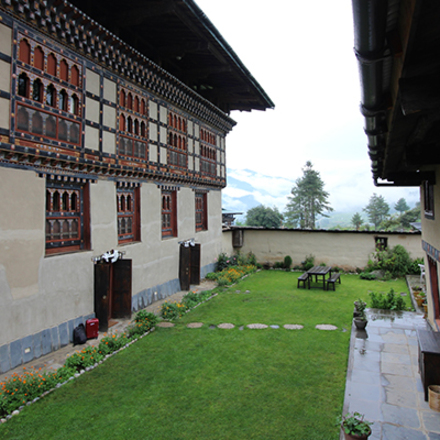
0;0;273;373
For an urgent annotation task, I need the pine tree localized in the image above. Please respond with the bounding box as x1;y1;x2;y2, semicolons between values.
394;197;410;213
351;212;364;230
363;193;390;229
284;161;333;229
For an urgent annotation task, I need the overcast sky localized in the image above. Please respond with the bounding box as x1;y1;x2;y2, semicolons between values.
195;0;420;213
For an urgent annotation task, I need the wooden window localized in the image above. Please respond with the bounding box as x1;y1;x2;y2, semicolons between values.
31;111;43;134
120;89;125;107
46;115;56;138
32;79;43;102
33;46;44;70
47;53;57;76
195;192;207;231
375;236;388;251
59;90;68;111
17;106;29;131
117;186;140;243
60;59;69;81
134;96;139;113
127;93;132;110
424;180;435;219
141;99;146;115
71;65;79;86
46;84;56;107
46;180;90;255
162;189;177;238
69;94;79;115
18;73;29;98
19;39;31;64
119;114;126;131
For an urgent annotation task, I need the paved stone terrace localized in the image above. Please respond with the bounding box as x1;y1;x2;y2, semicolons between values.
343;309;440;440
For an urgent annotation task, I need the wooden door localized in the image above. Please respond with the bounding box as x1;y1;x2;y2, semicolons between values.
428;256;440;319
111;259;132;319
190;243;201;285
179;244;191;291
94;263;111;331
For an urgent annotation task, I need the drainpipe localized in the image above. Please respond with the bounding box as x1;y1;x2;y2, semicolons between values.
352;0;389;180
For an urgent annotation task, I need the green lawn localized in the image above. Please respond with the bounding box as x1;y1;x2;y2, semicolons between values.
0;271;410;440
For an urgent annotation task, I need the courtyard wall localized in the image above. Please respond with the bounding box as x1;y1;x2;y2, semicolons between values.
222;228;422;271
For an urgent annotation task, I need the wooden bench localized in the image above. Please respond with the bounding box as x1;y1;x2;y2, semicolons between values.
417;329;440;401
297;272;309;289
326;273;341;291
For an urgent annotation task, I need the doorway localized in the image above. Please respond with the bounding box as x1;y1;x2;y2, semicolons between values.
94;259;132;331
179;242;200;291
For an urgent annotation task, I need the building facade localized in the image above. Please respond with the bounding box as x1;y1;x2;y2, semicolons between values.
0;0;273;373
352;0;440;331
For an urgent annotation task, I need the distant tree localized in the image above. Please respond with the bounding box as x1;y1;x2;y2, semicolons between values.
363;193;390;229
246;205;283;228
394;198;410;213
400;205;421;229
284;161;333;229
351;212;364;231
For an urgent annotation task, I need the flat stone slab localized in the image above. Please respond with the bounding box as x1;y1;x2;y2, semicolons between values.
157;322;175;328
247;323;268;329
270;325;280;329
284;324;304;330
218;323;235;329
315;324;338;330
186;322;203;328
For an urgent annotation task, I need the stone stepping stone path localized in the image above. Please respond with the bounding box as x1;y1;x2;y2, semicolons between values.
284;324;304;330
247;323;268;329
156;322;175;328
217;323;235;329
158;321;338;331
186;322;203;328
315;324;338;330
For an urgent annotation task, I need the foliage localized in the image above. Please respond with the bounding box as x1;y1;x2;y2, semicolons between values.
394;197;410;213
351;212;364;230
284;255;292;270
301;254;315;271
408;257;424;275
354;298;367;320
65;346;104;371
246;204;283;228
400;205;421;229
363;193;390;229
160;301;187;320
284;161;333;229
338;412;373;436
359;272;377;280
127;310;157;338
215;252;257;272
368;244;413;278
369;289;408;310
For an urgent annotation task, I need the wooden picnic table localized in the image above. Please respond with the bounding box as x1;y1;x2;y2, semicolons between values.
306;266;332;290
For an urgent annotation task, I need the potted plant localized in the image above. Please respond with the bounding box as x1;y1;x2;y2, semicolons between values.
338;412;373;440
353;299;368;330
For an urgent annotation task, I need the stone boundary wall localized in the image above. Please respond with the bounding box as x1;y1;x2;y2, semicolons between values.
222;228;423;271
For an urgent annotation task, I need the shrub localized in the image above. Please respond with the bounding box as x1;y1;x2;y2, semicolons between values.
284;255;292;270
368;245;414;278
160;301;186;320
408;257;424;275
65;346;104;371
127;310;157;338
302;254;315;271
369;289;407;311
359;272;377;280
274;261;284;269
97;333;130;356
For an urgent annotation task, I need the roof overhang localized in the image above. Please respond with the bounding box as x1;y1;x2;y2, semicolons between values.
352;0;440;186
67;0;274;114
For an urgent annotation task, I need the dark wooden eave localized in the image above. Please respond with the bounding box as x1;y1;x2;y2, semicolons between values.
352;0;440;186
67;0;274;114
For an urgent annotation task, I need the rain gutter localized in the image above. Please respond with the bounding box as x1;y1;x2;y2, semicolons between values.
352;0;390;183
